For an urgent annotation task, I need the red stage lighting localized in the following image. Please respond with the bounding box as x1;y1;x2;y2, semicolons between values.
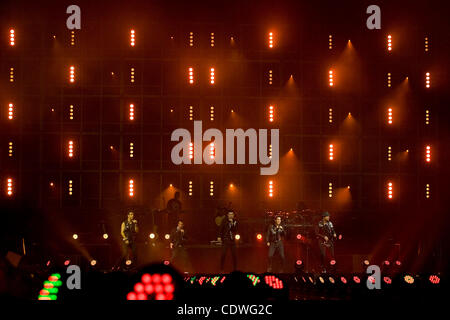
69;66;75;83
268;180;274;197
429;275;440;284
6;178;13;196
296;234;302;240
8;103;14;120
383;276;392;284
130;29;135;47
68;140;74;158
129;104;135;121
328;182;333;198
425;145;431;163
268;32;274;48
387;35;392;51
210;32;215;47
188;67;194;84
9;29;15;46
210;68;215;84
189;142;194;159
387;108;393;124
209;143;215;160
387;182;393;199
425;72;431;88
128;179;134;197
328;144;334;160
268;105;274;122
328;70;334;86
328;35;332;50
9;67;14;82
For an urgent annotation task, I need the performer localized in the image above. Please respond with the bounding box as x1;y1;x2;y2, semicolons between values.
218;211;238;272
315;211;337;273
120;211;139;266
170;220;191;272
166;191;182;229
266;216;286;272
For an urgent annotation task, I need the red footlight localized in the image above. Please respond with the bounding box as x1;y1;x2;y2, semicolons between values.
330;259;336;266
296;260;303;266
429;275;440;284
383;276;392;284
296;234;302;240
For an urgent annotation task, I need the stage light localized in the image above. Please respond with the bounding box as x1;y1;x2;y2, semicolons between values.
425;145;431;163
269;144;272;159
425;109;430;125
328;144;334;161
328;182;333;198
128;179;134;197
71;30;75;46
103;233;109;240
164;234;170;240
340;276;347;284
189;142;194;159
209;142;215;160
130;67;135;83
210;181;214;196
235;234;240;241
6;178;13;196
188;67;194;84
9;67;14;82
387;146;392;161
149;233;156;239
387;35;392;51
353;276;361;284
69;66;75;83
268;32;274;48
210;32;215;47
72;234;78;240
189;32;194;47
264;275;284;289
256;233;263;240
330;259;336;266
68;140;74;158
126;259;132;265
210;68;215;84
210;106;214;121
268;69;273;85
90;260;97;266
8;142;13;158
188;180;193;196
9;29;15;46
8;103;14;120
129;104;135;121
68;180;73;195
383;276;392;285
387;181;393;199
328;35;332;50
268;180;274;197
296;260;303;266
268;105;274;122
425;183;430;199
382;260;390;267
296;234;302;240
429;275;440;284
64;260;71;266
69;105;74;120
129;142;134;158
424;36;429;52
387;108;393;124
328;70;334;86
425;72;431;88
363;260;370;267
328;108;333;123
387;72;392;87
404;275;414;284
189;105;193;121
130;29;135;47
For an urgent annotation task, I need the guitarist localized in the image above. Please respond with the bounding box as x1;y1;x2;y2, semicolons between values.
315;211;336;273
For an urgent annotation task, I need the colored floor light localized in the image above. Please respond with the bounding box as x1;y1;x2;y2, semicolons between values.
210;68;215;84
429;275;440;284
296;234;302;240
425;145;431;162
129;179;134;197
387;182;393;199
425;72;431;88
188;67;194;84
268;32;274;48
404;275;414;284
264;275;284;289
130;29;135;46
127;273;175;300
8;103;14;120
69;66;75;83
64;260;71;266
387;35;392;51
149;233;156;239
10;29;15;46
72;233;78;240
90;260;97;266
328;70;334;86
329;144;334;160
129;104;135;120
387;108;393;124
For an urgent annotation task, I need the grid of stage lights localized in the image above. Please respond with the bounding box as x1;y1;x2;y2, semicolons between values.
127;273;175;300
388;108;393;124
8;142;13;157
425;72;431;88
130;29;135;46
129;179;134;197
387;182;393;199
189;32;194;47
7;178;13;196
8;103;14;120
387;35;392;51
188;67;194;84
328;35;332;49
210;32;215;47
425;109;430;125
189;142;194;159
188;181;193;196
424;36;429;52
210;181;214;196
130;67;135;83
210;106;214;121
71;30;75;46
9;29;15;46
210;68;215;84
328;182;333;198
425;145;431;162
129;142;134;158
329;144;334;160
129;104;135;120
68;140;74;158
268;32;273;48
387;146;392;161
425;183;430;199
69;66;75;83
269;105;274;122
38;273;62;300
68;180;73;195
328;70;334;86
189;105;194;121
328;108;333;123
387;72;392;87
9;67;14;82
268;180;274;197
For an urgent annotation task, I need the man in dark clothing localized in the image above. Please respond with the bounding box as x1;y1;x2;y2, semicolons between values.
166;192;182;230
218;211;238;272
315;211;337;273
120;211;139;266
170;220;191;272
266;216;286;272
